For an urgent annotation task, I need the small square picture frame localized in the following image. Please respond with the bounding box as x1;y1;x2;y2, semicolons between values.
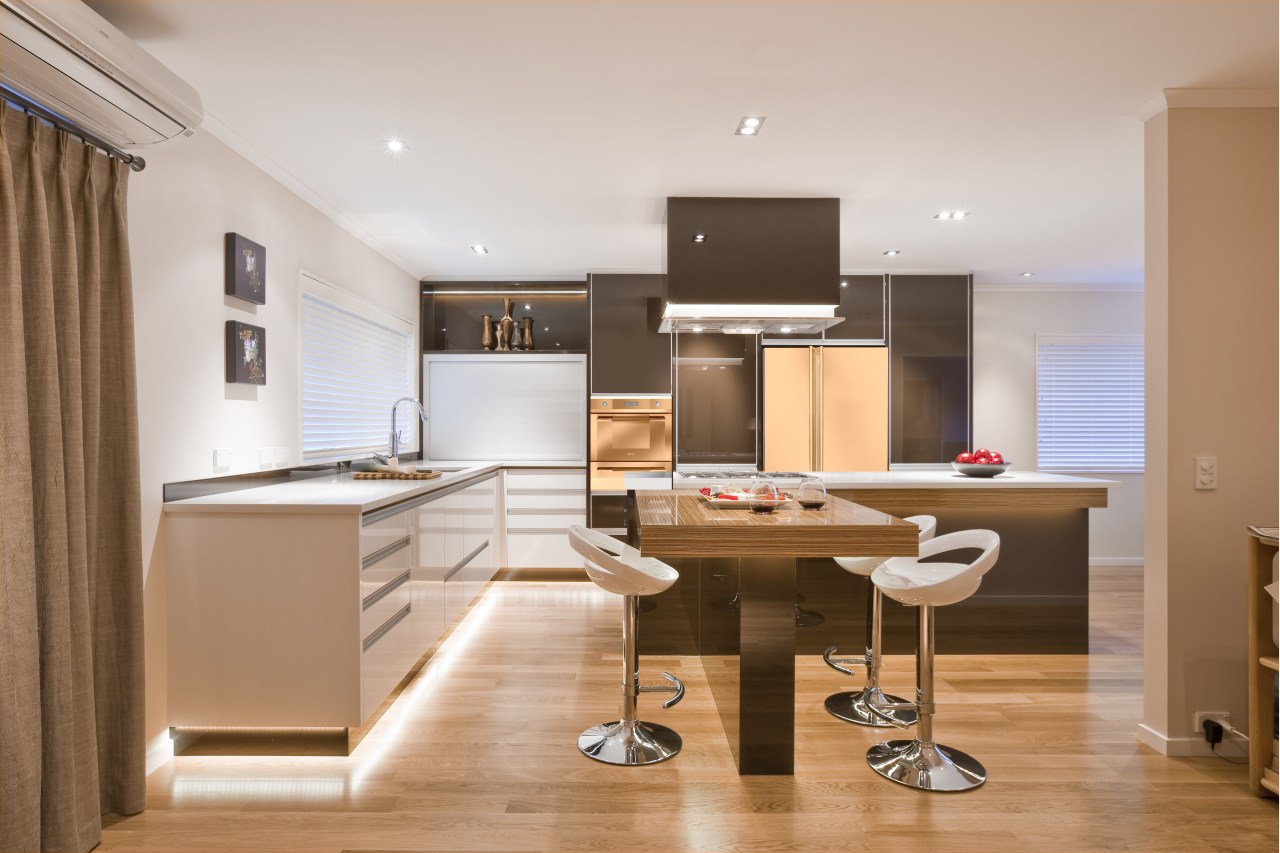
225;320;267;385
225;232;266;304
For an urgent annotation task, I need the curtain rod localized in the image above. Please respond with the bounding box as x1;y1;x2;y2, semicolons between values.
1;90;146;172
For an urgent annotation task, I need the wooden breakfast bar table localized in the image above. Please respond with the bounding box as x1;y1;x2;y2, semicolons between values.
630;491;919;775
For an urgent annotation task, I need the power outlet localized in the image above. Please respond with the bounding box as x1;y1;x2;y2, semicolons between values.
1193;710;1230;734
1194;456;1217;490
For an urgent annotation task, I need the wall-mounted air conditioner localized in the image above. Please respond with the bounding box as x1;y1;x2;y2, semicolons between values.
0;0;202;149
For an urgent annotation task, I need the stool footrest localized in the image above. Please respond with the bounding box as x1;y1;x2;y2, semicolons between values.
638;672;685;709
866;693;916;729
823;645;869;678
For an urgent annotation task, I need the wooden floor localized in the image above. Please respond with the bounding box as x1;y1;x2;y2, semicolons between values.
102;567;1278;853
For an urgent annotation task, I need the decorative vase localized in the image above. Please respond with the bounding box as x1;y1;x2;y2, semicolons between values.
480;314;494;350
496;298;514;351
520;317;535;351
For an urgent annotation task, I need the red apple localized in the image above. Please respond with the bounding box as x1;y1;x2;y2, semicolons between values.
989;452;1004;464
974;447;991;459
974;456;991;464
956;452;974;464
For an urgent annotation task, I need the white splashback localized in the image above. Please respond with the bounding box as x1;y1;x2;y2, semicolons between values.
425;353;586;462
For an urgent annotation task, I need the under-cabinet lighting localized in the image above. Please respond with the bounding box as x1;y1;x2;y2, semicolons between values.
427;289;585;296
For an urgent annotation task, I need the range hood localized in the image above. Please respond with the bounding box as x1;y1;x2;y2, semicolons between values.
660;197;844;334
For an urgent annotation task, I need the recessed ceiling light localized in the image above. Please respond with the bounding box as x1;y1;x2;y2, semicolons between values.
952;210;969;220
1021;272;1034;277
840;280;848;287
524;304;531;309
385;137;407;152
740;126;756;135
471;245;488;254
934;210;970;220
735;116;766;136
692;233;707;243
883;250;901;256
543;327;549;332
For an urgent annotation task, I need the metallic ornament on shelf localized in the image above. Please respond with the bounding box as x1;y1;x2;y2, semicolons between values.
520;316;535;351
496;298;514;351
480;314;494;350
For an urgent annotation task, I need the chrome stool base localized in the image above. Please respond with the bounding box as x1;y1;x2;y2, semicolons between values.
578;719;682;766
866;739;987;792
824;687;919;728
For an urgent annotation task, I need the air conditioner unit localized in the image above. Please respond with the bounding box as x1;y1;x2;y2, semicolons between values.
0;0;202;149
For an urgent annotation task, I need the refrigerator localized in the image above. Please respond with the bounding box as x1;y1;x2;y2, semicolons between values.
762;346;888;472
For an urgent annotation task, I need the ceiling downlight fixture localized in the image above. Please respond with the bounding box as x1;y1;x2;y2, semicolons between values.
735;116;766;136
692;233;707;243
470;245;489;255
1021;272;1035;277
883;250;901;256
385;137;407;152
934;210;969;220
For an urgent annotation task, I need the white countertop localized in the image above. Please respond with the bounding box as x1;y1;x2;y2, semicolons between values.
649;469;1116;490
164;464;502;515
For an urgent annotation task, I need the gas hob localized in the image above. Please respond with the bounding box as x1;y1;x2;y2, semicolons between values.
675;470;807;480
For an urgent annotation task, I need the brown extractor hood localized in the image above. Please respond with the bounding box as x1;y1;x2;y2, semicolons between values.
660;197;845;334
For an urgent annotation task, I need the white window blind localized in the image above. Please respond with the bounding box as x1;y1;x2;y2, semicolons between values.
1036;335;1144;473
301;289;413;460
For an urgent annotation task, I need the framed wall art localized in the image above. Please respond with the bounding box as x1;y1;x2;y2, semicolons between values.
225;320;266;385
225;232;266;304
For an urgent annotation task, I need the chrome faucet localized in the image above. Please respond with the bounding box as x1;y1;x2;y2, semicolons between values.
389;397;427;459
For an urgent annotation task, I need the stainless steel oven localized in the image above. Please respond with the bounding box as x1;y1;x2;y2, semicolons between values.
589;397;673;491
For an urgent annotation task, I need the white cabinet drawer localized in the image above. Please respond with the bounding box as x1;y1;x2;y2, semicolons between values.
504;470;586;491
505;491;585;510
361;572;411;639
360;602;415;720
506;530;582;568
361;510;410;559
505;511;586;531
361;535;412;589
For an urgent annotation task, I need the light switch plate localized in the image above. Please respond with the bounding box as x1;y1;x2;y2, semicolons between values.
213;448;232;470
1194;456;1217;490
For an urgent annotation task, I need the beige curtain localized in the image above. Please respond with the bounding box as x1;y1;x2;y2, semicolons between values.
0;107;145;851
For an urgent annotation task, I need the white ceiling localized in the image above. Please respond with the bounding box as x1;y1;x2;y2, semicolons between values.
91;1;1277;286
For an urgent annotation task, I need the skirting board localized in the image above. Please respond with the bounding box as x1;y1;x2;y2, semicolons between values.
1090;557;1144;568
1135;722;1216;757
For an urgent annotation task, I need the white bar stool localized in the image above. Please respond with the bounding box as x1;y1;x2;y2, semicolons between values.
823;515;937;727
567;525;685;765
864;528;1000;792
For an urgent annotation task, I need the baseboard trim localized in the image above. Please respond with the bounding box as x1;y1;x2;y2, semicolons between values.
1135;722;1213;756
1089;557;1144;568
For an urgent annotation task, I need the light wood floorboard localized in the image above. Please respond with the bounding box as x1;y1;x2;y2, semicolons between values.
101;567;1277;853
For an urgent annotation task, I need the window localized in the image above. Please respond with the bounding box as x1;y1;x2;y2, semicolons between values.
300;277;414;461
1036;335;1143;473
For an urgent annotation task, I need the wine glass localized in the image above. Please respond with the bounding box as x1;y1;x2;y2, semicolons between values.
748;481;781;513
797;477;827;509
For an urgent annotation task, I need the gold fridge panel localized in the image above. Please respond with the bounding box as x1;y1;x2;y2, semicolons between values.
821;346;889;472
763;347;813;471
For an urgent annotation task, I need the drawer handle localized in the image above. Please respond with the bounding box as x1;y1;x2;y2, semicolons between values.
362;570;410;610
506;507;584;516
443;539;489;582
362;535;411;570
362;603;411;652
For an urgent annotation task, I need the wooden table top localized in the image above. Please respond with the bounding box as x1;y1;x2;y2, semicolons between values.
634;492;921;558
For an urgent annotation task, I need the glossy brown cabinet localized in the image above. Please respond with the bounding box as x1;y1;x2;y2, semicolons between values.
588;274;671;395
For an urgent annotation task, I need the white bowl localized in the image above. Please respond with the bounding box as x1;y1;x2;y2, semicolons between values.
951;461;1012;478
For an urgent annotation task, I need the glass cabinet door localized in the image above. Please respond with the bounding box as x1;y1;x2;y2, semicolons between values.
887;274;971;464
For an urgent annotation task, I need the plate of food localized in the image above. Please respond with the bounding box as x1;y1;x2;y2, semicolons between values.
697;486;793;507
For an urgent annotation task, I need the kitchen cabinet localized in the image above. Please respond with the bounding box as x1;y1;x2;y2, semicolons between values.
166;470;499;734
504;468;586;569
887;274;972;464
589;273;671;394
763;275;886;343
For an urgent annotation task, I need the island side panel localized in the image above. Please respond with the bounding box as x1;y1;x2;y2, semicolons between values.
166;511;362;726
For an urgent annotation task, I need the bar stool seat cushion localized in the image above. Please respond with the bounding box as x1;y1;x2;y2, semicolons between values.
872;529;1000;608
568;525;678;597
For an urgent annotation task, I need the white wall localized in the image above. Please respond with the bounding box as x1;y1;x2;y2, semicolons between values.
973;288;1145;562
129;130;419;772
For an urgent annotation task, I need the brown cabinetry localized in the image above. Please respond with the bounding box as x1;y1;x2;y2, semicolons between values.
588;273;670;394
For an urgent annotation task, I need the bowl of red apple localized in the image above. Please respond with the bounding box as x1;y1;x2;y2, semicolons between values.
951;448;1011;477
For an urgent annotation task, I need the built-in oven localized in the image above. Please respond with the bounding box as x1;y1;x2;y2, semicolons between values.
589;397;673;532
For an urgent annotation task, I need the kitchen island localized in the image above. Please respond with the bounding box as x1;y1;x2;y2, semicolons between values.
631;491;919;774
636;469;1115;656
